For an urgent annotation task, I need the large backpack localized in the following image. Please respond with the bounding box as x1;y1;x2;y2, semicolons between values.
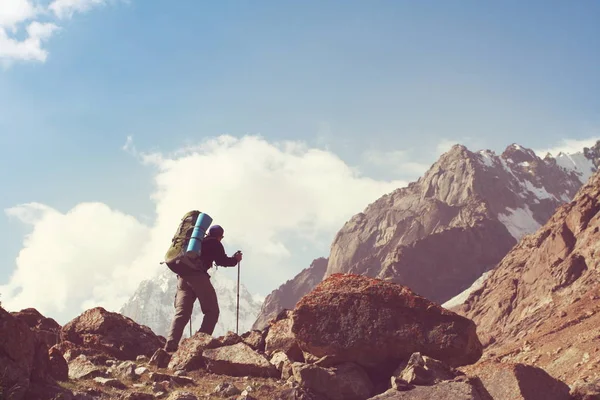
164;210;212;275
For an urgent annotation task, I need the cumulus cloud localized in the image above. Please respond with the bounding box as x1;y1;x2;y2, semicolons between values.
360;149;429;179
1;135;406;324
1;202;149;323
0;0;116;63
49;0;107;19
533;137;600;158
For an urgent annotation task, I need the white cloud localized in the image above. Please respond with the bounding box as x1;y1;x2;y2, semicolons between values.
360;149;429;178
49;0;106;19
0;0;116;63
0;22;59;63
1;202;150;323
533;137;600;157
1;135;405;324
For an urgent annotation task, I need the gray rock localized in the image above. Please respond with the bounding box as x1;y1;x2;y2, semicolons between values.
68;355;106;380
93;377;127;389
114;360;137;380
213;382;241;397
121;393;155;400
570;378;600;400
392;353;462;387
135;366;149;376
368;378;487;399
150;348;172;369
166;392;198;400
204;342;279;378
291;362;373;400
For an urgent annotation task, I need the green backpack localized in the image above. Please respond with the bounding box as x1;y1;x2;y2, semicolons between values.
164;210;203;275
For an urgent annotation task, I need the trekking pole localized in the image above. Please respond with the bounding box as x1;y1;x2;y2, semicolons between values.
236;259;240;335
189;317;192;337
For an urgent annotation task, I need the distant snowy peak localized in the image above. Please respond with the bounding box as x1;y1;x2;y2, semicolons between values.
120;268;263;339
471;143;583;241
553;152;596;184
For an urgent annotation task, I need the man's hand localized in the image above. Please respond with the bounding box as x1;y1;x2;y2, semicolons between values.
234;250;243;262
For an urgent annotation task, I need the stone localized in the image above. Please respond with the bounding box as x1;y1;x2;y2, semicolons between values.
292;274;482;371
291;361;374;400
265;310;304;362
93;376;127;389
212;382;241;397
203;342;279;378
392;353;463;387
168;332;220;371
367;378;488;399
150;348;172;369
68;355;106;380
48;345;69;381
60;307;164;361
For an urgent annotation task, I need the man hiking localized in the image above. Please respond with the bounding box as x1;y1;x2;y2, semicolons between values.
164;224;242;352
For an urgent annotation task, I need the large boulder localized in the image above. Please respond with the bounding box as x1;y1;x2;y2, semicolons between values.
291;274;482;371
368;378;488;400
61;307;164;361
0;306;65;400
11;308;61;348
0;306;36;400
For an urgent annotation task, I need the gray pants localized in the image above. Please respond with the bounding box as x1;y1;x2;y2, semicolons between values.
165;273;219;350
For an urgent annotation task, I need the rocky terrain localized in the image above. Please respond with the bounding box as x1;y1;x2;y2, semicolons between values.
254;142;598;330
458;166;600;388
6;273;594;400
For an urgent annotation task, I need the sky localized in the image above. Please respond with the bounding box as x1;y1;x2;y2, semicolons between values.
0;0;599;324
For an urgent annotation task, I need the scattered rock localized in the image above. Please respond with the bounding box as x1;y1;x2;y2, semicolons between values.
11;308;61;348
168;332;220;371
242;330;267;353
93;376;127;389
150;348;172;369
570;378;600;400
368;378;488;399
121;393;155;400
212;382;242;397
166;392;198;400
270;351;293;380
137;355;149;363
113;360;137;380
68;355;106;380
265;310;304;362
291;361;374;400
135;366;149;376
204;342;279;378
61;307;164;361
48;346;69;381
216;331;243;347
392;352;463;387
150;372;173;382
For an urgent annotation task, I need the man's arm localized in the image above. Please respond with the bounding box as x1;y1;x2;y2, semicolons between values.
214;242;239;267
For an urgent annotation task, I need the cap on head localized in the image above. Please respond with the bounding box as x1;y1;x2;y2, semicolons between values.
208;225;224;237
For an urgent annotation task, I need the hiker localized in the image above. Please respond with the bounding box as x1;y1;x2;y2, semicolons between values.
164;224;242;352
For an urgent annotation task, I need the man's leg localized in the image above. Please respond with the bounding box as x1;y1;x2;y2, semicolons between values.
165;276;195;351
185;273;220;335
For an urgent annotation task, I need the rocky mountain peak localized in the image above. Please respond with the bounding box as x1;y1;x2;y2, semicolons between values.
501;143;538;164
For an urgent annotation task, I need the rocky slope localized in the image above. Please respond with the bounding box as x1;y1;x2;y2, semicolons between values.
459;168;600;386
120;269;262;339
254;143;596;329
5;274;596;399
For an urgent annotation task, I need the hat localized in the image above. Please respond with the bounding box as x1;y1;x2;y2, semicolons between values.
208;225;224;237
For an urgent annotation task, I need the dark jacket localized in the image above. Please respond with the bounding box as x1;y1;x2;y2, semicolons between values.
199;236;238;271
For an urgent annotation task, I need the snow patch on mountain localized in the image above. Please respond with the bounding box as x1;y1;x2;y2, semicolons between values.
442;270;492;309
554;152;596;184
120;268;262;338
497;205;542;241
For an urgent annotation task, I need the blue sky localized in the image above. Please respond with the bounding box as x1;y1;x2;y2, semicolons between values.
1;0;599;321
